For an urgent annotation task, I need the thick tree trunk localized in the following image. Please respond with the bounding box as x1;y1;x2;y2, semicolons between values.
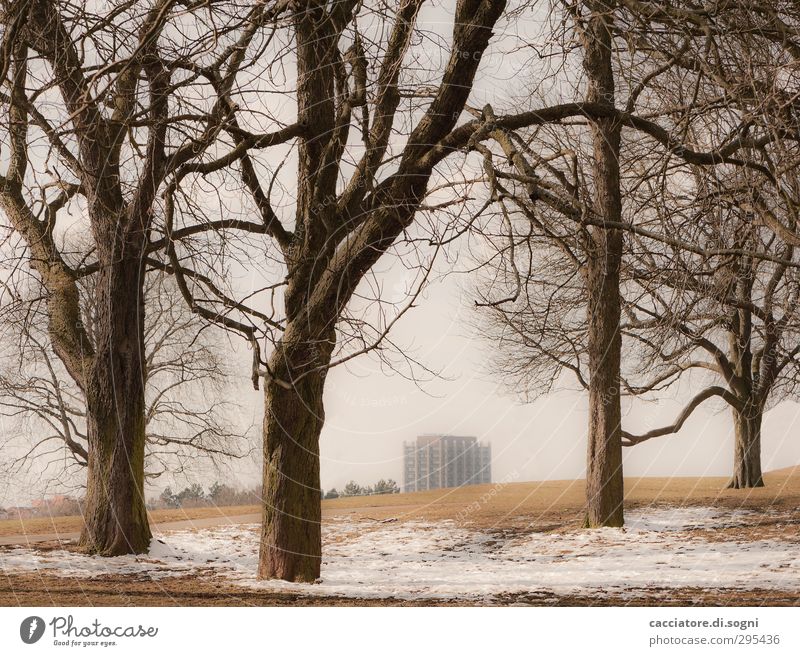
585;236;625;527
79;257;151;555
583;1;625;528
729;404;764;489
258;327;336;582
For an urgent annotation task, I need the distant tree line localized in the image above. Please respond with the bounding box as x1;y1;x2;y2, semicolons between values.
152;482;262;510
324;479;400;499
0;478;402;519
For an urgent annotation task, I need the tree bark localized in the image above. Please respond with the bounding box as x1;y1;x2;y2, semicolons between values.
583;0;625;528
258;326;336;582
79;257;151;555
729;403;764;489
585;232;625;527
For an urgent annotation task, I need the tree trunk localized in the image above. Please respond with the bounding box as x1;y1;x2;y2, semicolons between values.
585;237;625;527
583;0;624;528
258;326;336;582
729;403;764;489
79;257;151;555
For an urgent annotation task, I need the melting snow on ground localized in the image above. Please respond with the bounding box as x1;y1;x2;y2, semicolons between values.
1;506;798;601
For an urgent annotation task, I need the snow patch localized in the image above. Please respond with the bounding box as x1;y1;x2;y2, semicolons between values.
1;506;798;601
623;505;764;532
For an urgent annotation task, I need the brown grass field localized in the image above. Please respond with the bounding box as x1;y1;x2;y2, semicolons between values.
0;505;261;539
322;466;800;527
1;467;799;606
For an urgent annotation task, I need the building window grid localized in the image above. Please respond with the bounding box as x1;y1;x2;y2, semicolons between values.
402;435;492;493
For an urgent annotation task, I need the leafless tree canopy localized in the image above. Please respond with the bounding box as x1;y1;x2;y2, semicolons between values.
472;1;800;492
0;0;306;555
0;272;255;492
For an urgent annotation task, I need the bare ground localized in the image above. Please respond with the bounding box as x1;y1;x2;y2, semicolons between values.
1;469;799;606
2;571;798;607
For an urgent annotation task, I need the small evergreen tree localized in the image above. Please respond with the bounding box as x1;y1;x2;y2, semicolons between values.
342;481;363;497
159;487;179;509
373;479;400;495
177;483;206;506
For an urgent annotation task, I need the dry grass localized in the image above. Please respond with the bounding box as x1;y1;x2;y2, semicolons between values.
0;505;260;539
2;468;798;539
320;468;800;528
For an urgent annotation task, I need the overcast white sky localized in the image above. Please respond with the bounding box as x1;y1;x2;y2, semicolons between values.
311;272;800;494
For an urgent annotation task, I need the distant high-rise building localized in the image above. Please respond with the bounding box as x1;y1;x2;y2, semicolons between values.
403;434;491;493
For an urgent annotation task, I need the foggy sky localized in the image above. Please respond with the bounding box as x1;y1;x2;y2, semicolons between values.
315;274;800;494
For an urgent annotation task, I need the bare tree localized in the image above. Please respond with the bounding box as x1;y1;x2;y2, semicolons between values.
577;0;625;527
0;271;253;492
473;140;800;498
469;0;672;528
468;0;800;523
224;0;512;583
1;0;590;576
621;167;800;489
0;0;301;554
585;0;800;488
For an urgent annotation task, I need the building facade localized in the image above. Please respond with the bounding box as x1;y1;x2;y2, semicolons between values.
403;434;491;493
